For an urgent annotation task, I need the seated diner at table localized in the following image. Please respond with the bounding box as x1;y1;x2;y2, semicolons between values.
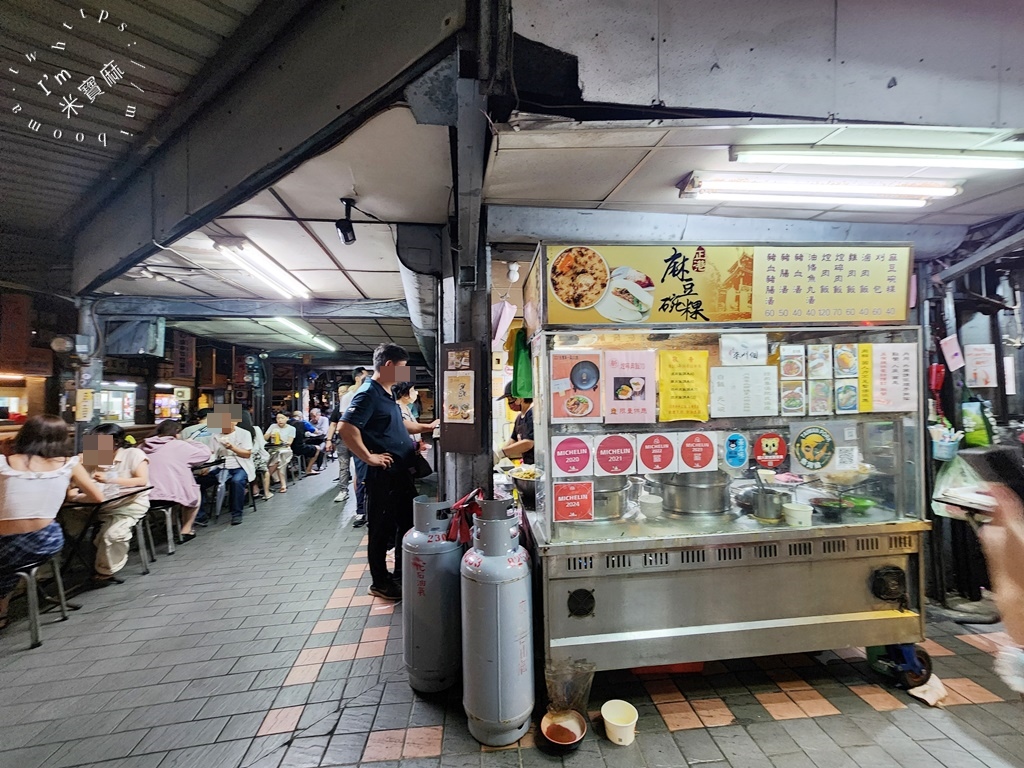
62;423;151;584
208;408;254;525
264;412;295;494
141;420;215;541
0;415;104;630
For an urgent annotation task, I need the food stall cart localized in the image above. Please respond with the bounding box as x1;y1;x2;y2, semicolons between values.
521;243;929;673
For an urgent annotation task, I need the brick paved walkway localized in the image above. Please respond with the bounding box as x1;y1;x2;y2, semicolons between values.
1;472;1022;767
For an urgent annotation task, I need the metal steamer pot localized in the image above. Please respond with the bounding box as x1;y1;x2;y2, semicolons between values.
645;471;732;515
593;475;630;521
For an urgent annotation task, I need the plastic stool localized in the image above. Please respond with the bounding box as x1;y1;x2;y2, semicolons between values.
149;500;181;555
1;555;69;649
132;516;157;574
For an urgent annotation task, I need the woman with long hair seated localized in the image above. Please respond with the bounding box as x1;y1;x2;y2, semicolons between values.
141;420;214;541
63;423;151;583
0;415;103;630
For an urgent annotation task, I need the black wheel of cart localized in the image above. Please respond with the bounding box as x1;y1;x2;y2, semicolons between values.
896;647;932;689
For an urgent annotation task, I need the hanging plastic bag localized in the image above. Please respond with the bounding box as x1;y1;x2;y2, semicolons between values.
931;455;991;521
511;327;533;399
446;487;482;545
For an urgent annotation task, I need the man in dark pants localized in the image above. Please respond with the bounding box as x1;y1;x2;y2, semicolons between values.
337;343;416;601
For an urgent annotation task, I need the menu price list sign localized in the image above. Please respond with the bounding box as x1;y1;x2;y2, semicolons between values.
751;246;911;323
553;482;594;522
657;350;710;422
710;366;779;418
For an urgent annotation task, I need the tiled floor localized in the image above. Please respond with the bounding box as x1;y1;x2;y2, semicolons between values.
1;469;1023;767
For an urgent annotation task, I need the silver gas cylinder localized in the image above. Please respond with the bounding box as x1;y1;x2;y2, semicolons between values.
461;498;534;746
403;496;462;693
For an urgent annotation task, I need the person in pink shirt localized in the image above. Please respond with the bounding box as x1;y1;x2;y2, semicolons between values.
141;420;214;541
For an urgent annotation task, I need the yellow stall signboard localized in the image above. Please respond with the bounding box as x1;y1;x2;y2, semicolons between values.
542;244;911;326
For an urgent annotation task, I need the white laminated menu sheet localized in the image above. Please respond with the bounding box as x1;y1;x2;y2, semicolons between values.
834;344;858;379
779;345;805;380
780;381;806;416
710;366;779;418
808;380;834;416
835;380;859;414
807;344;832;380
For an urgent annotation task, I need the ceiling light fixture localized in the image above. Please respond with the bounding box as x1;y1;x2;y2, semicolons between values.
311;336;337;352
730;145;1024;170
273;316;313;337
685;191;928;207
677;171;959;208
336;198;356;246
214;239;311;299
507;262;521;283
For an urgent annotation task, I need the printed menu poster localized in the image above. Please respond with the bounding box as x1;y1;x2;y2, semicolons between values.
594;434;636;476
551;435;594;477
751;246;911;323
553;482;594;522
604;350;656;424
710;366;779;418
965;344;998;388
551;351;603;424
657;350;710;422
870;343;919;412
637;433;678;473
676;431;718;472
442;371;475;424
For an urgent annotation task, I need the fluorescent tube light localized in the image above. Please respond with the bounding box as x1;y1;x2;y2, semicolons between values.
685;173;959;198
274;317;313;337
155;383;174;390
114;381;135;387
236;247;310;299
686;191;928;207
311;336;337;352
220;247;294;299
730;145;1024;170
0;374;25;380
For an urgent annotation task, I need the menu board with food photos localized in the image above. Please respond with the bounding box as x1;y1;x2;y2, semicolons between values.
550;351;603;424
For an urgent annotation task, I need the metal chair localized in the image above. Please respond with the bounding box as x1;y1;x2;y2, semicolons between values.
1;555;69;649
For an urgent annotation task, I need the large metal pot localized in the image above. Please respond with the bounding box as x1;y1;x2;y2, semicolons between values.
593;476;629;521
645;471;731;515
752;488;792;521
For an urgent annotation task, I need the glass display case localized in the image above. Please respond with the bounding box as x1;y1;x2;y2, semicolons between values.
529;326;924;546
520;243;929;672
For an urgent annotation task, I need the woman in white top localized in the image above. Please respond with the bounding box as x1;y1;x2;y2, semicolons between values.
263;412;296;494
0;415;104;630
63;423;151;582
391;382;439;452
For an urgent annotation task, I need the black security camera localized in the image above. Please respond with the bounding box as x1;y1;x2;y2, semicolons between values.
336;198;356;245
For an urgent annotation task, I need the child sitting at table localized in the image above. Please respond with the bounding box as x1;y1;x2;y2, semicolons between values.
65;423;151;584
0;415;103;630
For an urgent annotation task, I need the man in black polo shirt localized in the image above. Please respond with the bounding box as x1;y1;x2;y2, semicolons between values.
337;343;416;601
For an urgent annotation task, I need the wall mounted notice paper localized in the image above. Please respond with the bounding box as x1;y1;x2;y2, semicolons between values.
868;343;919;412
720;334;768;366
442;371;475;424
965;344;998;388
1005;356;1017;396
657;350;710;421
710;366;779;418
604;350;656;424
940;335;965;371
550;351;603;423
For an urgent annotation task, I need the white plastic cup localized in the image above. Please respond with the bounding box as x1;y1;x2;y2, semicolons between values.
756;469;776;484
639;495;664;519
601;699;638;746
783;502;812;527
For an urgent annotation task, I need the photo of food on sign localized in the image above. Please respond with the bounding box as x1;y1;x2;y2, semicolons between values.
545;245;753;325
551;352;603;423
595;266;656;322
613;376;646;401
549;247;610;309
